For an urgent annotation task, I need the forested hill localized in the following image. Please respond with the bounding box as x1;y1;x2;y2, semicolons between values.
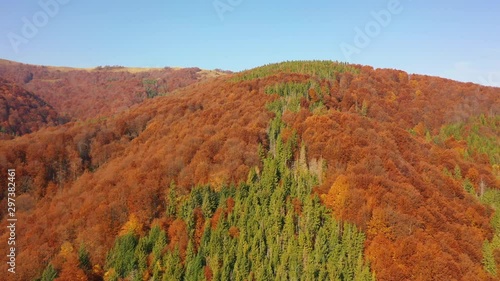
0;60;499;280
0;59;228;121
0;78;67;139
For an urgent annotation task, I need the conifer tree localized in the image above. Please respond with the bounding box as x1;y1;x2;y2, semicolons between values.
40;263;58;281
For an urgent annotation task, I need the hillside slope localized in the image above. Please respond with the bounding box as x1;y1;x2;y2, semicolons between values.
0;59;228;120
0;78;66;139
0;61;498;280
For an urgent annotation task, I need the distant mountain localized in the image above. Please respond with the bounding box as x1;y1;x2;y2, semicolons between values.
0;59;228;120
0;77;66;139
0;61;498;281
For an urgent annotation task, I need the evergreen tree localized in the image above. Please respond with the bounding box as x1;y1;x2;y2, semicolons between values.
40;263;58;281
78;244;91;271
166;182;177;217
483;240;497;276
152;229;167;263
163;248;183;281
463;179;475;194
106;232;138;278
202;188;216;217
134;237;148;275
185;241;204;280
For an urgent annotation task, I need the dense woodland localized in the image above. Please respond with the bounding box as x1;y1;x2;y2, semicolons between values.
0;59;225;120
0;78;67;139
0;60;498;280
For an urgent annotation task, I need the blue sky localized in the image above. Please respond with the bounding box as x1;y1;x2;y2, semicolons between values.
1;0;499;86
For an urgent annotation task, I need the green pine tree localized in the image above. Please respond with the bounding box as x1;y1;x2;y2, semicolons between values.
40;263;58;281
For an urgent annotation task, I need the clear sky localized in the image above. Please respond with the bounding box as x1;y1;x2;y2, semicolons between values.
1;0;499;86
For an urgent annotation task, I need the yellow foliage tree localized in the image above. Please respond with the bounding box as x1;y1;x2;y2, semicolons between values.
119;213;143;236
59;241;74;258
386;91;397;103
367;208;393;239
323;175;349;219
413;122;426;136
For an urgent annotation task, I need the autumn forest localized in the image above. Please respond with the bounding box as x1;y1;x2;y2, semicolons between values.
0;59;499;281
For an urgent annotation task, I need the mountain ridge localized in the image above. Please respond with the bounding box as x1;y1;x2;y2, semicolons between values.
0;59;230;121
